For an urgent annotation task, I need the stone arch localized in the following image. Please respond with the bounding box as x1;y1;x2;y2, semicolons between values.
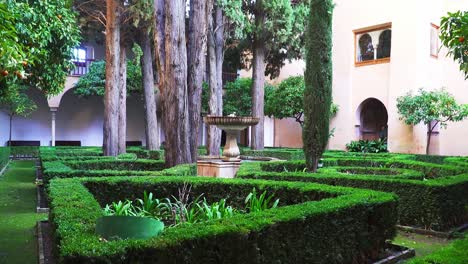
356;98;388;140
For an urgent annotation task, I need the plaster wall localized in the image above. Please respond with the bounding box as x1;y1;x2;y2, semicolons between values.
0;88;51;146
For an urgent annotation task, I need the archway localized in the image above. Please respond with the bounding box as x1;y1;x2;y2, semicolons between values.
356;98;388;140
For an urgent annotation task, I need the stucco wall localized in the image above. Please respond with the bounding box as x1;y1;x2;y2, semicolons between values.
0;88;51;146
263;0;468;155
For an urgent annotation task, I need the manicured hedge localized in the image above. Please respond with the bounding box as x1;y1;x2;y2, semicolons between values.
237;161;468;231
241;147;305;160
41;160;165;183
49;176;397;264
10;146;39;158
64;159;165;171
0;147;10;172
407;235;468;264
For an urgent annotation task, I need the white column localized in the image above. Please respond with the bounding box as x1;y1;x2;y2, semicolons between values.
50;108;58;146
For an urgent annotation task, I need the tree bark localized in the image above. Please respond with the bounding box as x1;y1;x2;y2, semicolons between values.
215;6;224;93
9;115;12;147
139;31;160;151
206;6;223;156
118;43;127;154
187;0;210;161
157;0;191;167
103;0;121;156
251;1;266;150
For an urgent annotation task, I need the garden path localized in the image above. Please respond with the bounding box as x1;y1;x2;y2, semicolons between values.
0;160;47;263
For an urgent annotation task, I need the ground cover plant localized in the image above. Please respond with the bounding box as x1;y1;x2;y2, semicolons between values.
48;176;397;263
407;234;468;264
0;161;47;263
237;155;468;231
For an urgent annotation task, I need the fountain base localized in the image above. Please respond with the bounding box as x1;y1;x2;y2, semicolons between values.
197;160;241;178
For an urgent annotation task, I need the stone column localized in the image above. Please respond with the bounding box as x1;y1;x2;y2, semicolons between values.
50;107;58;146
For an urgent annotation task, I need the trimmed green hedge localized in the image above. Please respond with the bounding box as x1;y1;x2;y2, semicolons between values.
407;235;468;264
0;147;10;171
237;161;468;231
49;176;397;263
64;159;165;171
10;146;39;158
241;147;305;160
41;160;165;184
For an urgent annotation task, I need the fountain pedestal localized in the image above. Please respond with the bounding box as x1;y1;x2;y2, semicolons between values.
197;160;241;178
197;116;259;178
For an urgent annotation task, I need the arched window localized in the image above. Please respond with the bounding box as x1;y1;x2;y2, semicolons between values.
377;30;391;59
358;34;374;61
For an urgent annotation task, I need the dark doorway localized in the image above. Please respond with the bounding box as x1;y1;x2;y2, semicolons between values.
357;98;388;140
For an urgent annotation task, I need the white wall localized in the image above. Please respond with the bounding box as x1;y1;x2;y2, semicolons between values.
0;88;51;146
56;90;147;146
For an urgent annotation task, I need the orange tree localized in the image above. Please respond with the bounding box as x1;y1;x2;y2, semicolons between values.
440;11;468;79
397;88;468;154
1;0;80;97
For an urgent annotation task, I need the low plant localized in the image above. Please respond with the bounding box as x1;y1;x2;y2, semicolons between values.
346;139;388;153
103;186;279;226
245;188;280;213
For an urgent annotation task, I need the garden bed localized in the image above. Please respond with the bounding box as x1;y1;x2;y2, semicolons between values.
237;160;468;231
48;176;397;263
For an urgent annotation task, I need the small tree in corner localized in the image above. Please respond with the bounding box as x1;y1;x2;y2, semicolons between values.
397;88;468;154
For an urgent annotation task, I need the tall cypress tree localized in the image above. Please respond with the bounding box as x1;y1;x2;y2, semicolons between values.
303;0;333;172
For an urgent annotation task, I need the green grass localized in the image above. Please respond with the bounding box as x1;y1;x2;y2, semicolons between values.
0;160;47;263
392;231;450;258
406;234;468;264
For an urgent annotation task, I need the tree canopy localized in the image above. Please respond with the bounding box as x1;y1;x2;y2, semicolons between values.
202;78;274;117
440;11;468;79
74;45;145;97
265;76;338;126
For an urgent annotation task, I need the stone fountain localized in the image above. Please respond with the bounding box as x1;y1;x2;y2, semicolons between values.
197;115;259;178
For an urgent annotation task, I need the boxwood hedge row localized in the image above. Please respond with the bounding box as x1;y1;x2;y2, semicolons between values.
237;161;468;231
49;176;397;264
41;160;166;183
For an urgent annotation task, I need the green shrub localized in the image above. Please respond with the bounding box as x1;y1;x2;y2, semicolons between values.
41;160;164;184
116;153;138;161
238;161;468;231
241;147;305;160
49;176;397;263
0;147;10;171
65;159;165;171
345;139;388;153
10;146;39;158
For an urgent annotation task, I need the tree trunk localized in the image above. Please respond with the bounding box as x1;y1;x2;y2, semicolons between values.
139;31;160;151
426;122;437;155
215;6;224;93
103;0;121;156
206;7;222;156
118;44;127;154
187;0;210;161
9;115;12;147
251;1;266;150
159;0;191;167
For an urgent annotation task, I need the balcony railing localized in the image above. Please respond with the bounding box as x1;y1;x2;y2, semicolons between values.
70;59;95;76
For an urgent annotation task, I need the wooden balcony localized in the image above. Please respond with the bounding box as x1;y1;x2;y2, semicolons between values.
69;59;95;76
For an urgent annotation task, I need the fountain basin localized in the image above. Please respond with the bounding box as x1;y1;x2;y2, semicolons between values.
204;116;259;161
199;116;259;178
